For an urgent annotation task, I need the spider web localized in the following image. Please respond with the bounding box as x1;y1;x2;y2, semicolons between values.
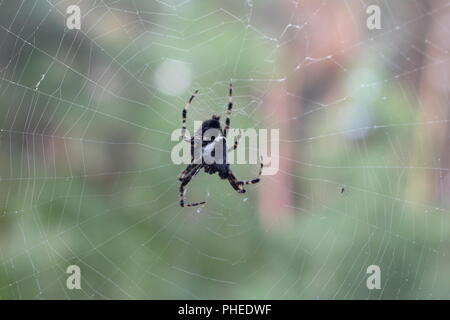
1;0;450;299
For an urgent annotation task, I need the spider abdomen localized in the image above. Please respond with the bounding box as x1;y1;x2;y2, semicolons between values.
204;163;230;179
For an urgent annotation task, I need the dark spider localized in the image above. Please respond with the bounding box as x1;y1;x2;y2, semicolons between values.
178;83;263;207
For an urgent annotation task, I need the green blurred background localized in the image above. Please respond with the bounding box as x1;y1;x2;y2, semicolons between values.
1;0;450;299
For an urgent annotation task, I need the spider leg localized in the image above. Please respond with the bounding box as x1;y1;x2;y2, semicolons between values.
236;162;263;186
181;89;199;141
228;129;241;152
227;171;246;194
178;163;197;181
179;164;206;207
223;83;233;137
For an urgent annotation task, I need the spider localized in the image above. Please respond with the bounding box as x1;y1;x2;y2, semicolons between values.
178;83;263;207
